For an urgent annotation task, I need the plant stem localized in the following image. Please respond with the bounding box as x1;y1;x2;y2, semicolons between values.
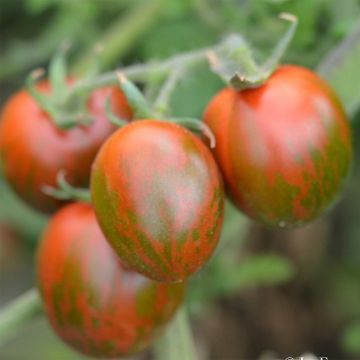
66;40;227;100
0;288;42;346
154;66;185;114
154;306;197;360
71;0;164;75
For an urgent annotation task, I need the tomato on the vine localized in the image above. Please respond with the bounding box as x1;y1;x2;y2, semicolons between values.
91;120;224;282
204;65;352;227
37;202;185;358
0;82;132;213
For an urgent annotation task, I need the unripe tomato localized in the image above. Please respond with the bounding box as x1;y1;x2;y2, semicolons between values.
91;120;224;282
204;65;352;227
37;202;185;358
0;82;132;213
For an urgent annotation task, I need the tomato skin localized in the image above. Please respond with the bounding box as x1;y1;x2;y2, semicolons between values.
37;202;185;358
204;65;352;227
91;120;224;282
0;82;132;213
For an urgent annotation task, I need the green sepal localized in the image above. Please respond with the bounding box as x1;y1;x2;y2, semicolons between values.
117;72;155;119
167;117;216;149
49;42;70;102
105;94;128;127
42;170;91;203
209;13;298;90
26;69;59;120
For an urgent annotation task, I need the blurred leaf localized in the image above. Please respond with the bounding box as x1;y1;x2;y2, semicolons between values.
0;1;99;81
25;0;56;14
189;251;295;310
327;0;360;39
0;176;47;245
72;0;164;74
328;264;360;319
342;322;360;355
170;65;223;118
140;18;215;59
161;0;194;18
280;0;325;48
220;254;295;292
1;317;88;360
317;21;360;117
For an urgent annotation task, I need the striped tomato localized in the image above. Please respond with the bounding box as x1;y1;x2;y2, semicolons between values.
91;120;224;282
0;82;132;213
37;202;185;358
204;65;352;227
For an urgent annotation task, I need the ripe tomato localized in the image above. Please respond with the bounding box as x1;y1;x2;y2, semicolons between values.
37;202;185;358
204;65;352;227
91;120;224;282
0;82;132;213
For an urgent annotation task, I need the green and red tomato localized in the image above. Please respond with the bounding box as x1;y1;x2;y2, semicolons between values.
204;65;352;227
91;120;224;282
0;82;132;213
37;202;185;358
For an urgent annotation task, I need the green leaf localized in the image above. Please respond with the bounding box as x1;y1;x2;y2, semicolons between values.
25;0;56;14
220;254;295;292
140;18;215;59
189;252;295;311
170;66;223;118
317;22;360;117
341;322;360;355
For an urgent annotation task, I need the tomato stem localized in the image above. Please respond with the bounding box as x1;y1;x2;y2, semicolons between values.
0;289;42;346
64;12;296;99
65;40;228;100
154;306;197;360
42;170;91;203
168;117;216;149
154;66;185;115
70;0;164;75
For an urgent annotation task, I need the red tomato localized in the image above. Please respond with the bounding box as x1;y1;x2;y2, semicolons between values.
204;65;352;227
91;120;224;282
0;82;132;213
37;202;185;358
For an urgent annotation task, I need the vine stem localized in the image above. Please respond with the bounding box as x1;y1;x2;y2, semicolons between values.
154;306;197;360
0;288;42;346
154;66;185;114
65;39;227;101
71;0;164;75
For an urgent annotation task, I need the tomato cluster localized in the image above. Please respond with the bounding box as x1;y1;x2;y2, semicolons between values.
0;62;352;357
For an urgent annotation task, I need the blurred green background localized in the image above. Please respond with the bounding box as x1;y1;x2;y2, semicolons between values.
2;0;360;359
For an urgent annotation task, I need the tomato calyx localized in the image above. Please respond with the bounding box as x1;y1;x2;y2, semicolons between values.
42;170;91;203
26;45;95;130
208;12;298;91
106;72;216;148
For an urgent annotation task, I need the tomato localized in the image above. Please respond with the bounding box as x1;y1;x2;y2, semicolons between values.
37;202;185;358
91;120;224;282
204;65;352;227
0;82;132;213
